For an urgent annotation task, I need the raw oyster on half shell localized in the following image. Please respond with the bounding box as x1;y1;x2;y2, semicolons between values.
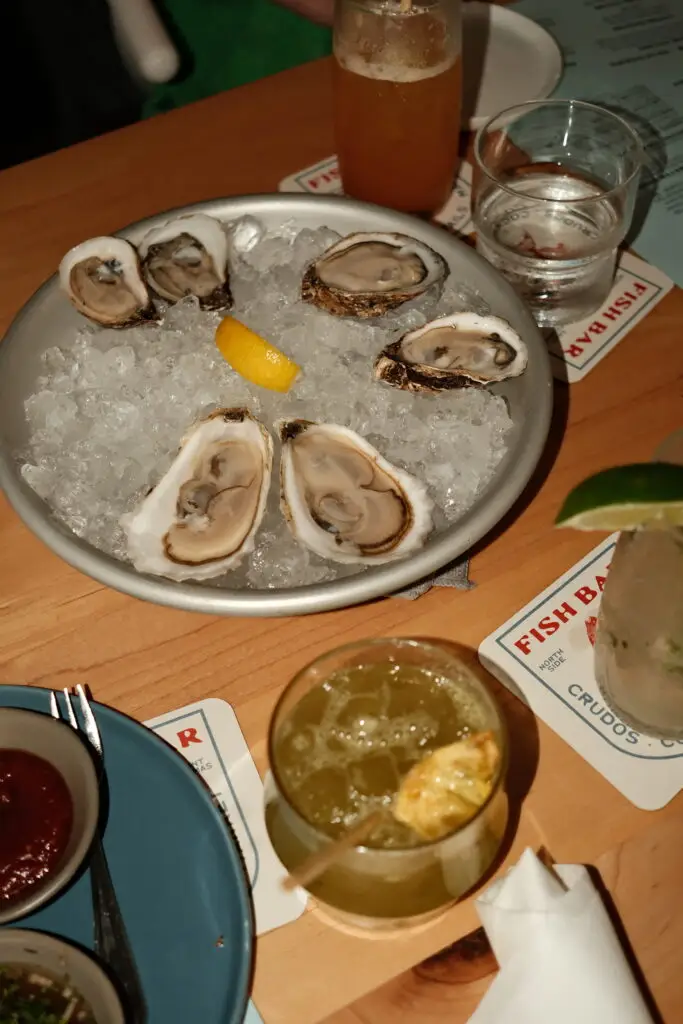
374;312;528;392
59;236;156;327
138;213;233;310
121;408;272;581
301;232;447;318
278;420;433;564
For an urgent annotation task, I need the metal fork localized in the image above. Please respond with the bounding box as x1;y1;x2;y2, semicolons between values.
50;685;146;1022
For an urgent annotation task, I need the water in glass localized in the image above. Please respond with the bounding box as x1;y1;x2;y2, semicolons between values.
595;528;683;739
476;168;622;326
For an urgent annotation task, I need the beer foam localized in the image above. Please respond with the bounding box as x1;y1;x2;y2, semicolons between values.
335;48;456;83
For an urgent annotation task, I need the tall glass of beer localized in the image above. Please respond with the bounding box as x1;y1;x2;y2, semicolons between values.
333;0;462;216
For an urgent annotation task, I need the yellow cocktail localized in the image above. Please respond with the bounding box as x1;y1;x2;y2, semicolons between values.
266;638;508;930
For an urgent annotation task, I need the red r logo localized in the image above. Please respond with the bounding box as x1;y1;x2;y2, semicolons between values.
177;728;202;749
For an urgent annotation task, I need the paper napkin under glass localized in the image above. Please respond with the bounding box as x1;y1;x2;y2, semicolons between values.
468;848;655;1024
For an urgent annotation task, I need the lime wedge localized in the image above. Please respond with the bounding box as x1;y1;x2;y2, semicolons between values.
556;463;683;531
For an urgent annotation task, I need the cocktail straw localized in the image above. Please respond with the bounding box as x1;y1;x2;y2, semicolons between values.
282;732;498;893
281;810;385;891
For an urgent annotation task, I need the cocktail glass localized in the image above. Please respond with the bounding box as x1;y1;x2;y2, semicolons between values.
595;438;683;738
473;99;644;327
594;526;683;739
265;637;508;931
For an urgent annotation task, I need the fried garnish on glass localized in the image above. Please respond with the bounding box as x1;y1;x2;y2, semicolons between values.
393;731;500;841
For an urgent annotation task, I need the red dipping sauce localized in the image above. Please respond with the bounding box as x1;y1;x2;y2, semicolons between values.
0;749;73;905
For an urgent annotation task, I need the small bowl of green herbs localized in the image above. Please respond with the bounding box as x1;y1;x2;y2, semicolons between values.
0;929;125;1024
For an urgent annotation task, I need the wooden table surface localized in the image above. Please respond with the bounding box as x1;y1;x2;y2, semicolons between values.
1;57;682;1024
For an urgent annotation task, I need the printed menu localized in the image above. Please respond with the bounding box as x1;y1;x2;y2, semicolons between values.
513;0;683;286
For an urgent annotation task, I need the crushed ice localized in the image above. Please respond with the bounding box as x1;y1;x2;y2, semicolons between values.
20;219;512;590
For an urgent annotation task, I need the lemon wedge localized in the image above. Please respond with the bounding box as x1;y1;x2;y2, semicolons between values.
393;731;501;841
215;316;300;393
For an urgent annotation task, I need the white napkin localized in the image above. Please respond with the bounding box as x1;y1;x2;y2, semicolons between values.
468;848;654;1023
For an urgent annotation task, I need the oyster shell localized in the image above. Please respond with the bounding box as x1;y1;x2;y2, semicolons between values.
59;236;156;327
301;232;447;318
374;312;528;392
121;408;272;581
138;213;233;310
278;420;433;564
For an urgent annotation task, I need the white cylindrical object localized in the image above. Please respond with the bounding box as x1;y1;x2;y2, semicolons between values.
107;0;180;84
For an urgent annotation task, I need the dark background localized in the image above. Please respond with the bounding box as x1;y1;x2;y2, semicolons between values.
1;0;142;170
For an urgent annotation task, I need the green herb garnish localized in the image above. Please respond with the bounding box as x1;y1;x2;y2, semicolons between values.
0;965;90;1024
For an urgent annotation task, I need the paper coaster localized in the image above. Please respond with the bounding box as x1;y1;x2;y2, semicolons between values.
545;254;674;382
280;159;673;382
278;156;474;236
244;1004;265;1024
478;536;683;810
279;156;342;196
146;698;307;935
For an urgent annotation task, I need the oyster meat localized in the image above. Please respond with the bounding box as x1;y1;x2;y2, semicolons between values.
301;232;447;318
138;213;232;310
59;236;156;327
278;420;433;564
122;408;272;581
374;312;528;392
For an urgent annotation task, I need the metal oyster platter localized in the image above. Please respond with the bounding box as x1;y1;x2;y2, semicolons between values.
0;194;552;617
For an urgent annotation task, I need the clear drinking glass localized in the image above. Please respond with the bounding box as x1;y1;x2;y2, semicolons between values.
333;0;463;216
265;638;508;931
594;528;683;738
473;99;644;327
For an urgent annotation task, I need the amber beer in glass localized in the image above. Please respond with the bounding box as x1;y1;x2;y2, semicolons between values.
333;0;462;215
